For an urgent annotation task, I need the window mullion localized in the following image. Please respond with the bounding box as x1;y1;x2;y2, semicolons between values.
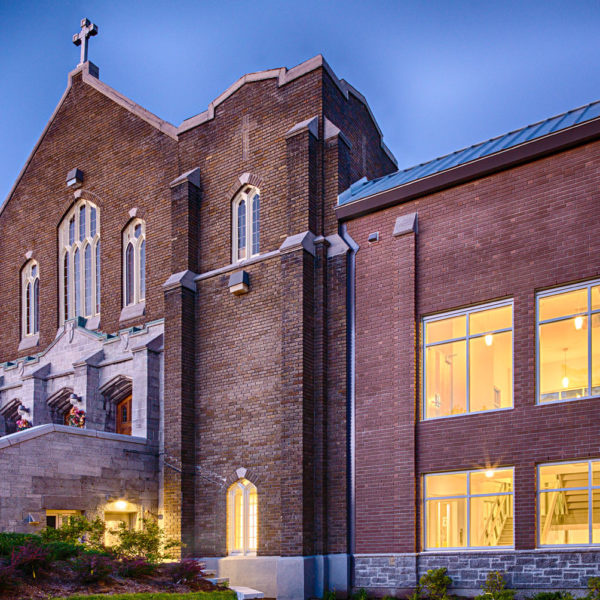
466;315;470;414
588;286;592;398
247;194;252;257
466;472;471;548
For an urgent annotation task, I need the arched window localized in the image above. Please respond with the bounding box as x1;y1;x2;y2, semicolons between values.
227;478;257;555
122;219;146;307
59;199;100;323
232;187;260;262
21;260;39;337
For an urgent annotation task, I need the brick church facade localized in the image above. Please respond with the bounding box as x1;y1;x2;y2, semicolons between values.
2;23;600;599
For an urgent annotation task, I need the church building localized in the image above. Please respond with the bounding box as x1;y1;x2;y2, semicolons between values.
2;18;600;599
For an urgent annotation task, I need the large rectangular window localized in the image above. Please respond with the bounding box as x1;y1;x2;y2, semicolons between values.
538;460;600;546
424;468;514;549
423;302;513;419
538;281;600;404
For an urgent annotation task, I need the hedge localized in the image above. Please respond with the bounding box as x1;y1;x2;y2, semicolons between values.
52;593;237;600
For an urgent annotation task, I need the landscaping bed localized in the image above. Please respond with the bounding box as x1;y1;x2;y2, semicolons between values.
52;594;235;600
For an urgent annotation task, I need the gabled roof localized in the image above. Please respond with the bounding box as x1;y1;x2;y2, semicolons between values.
338;99;600;209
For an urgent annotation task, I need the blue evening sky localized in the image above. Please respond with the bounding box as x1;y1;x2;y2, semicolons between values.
1;0;599;202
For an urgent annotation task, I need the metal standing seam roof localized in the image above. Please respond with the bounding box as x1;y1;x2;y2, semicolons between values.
338;99;600;206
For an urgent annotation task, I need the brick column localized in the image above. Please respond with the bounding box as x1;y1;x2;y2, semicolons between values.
162;167;201;555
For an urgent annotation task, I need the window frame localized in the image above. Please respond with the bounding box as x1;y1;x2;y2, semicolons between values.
423;467;514;551
536;279;600;406
537;459;600;548
227;478;258;556
422;299;514;421
122;219;146;308
58;199;100;323
232;186;260;263
21;260;40;338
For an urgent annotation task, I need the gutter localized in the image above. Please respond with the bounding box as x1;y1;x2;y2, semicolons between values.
339;223;359;590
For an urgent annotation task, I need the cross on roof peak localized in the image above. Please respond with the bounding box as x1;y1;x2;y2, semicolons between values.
72;18;98;66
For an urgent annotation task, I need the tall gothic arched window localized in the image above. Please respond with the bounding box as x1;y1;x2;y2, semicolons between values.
59;199;100;323
21;260;39;337
227;478;258;555
123;219;146;307
232;186;260;262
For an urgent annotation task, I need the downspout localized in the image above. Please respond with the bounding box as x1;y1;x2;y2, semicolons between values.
339;222;358;592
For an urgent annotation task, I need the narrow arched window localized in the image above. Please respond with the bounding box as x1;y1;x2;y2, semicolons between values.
232;187;260;262
21;260;40;337
122;219;146;307
227;478;257;555
59;199;100;323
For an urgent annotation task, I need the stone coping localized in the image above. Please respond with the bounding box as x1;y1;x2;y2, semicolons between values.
0;423;147;449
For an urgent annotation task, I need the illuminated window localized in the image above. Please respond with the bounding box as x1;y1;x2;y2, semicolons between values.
232;187;260;262
58;199;100;323
227;478;257;555
424;468;513;550
538;460;600;546
423;302;513;419
21;260;39;337
537;281;600;403
123;219;146;307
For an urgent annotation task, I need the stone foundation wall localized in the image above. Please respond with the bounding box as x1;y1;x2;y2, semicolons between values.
0;424;158;532
355;551;600;595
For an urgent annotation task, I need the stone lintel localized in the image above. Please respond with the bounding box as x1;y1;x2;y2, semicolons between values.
163;270;198;292
170;167;201;189
393;212;418;237
285;116;319;140
279;231;317;257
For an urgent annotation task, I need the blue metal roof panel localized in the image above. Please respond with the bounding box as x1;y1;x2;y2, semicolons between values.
339;99;600;206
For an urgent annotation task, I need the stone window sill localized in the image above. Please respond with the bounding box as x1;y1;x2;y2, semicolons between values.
120;301;146;323
18;334;39;352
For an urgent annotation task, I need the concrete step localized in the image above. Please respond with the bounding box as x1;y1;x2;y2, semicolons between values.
203;569;217;577
207;576;230;585
230;585;265;600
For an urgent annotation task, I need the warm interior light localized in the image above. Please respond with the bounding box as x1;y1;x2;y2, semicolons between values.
562;376;569;389
485;470;495;478
115;500;127;511
484;334;493;346
574;316;584;330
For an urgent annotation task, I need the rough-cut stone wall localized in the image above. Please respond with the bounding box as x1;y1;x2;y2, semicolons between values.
0;425;158;533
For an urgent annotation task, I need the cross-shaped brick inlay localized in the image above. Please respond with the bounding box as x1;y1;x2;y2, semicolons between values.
72;18;98;66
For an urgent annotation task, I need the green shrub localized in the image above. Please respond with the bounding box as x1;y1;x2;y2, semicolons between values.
51;593;237;600
476;571;515;600
44;540;83;561
352;589;368;600
526;593;575;600
323;590;337;600
589;578;600;600
418;567;452;600
0;532;40;556
110;518;180;562
40;515;105;549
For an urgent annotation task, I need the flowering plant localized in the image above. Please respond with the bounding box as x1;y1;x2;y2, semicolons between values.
16;418;32;431
67;407;86;428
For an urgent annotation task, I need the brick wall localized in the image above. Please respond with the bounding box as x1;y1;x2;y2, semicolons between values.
0;71;177;363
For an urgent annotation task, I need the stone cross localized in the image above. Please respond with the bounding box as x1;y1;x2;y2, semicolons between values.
241;114;256;162
72;18;98;66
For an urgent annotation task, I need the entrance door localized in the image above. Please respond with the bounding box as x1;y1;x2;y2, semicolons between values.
104;512;134;547
116;395;132;435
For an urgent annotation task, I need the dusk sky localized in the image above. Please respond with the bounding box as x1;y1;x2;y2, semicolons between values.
1;0;599;202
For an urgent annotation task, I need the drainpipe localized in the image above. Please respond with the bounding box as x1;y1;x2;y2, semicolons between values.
340;222;358;592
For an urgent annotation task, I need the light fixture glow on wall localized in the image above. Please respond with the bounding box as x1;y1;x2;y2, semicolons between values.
485;469;495;478
115;500;127;511
574;316;584;330
484;334;493;346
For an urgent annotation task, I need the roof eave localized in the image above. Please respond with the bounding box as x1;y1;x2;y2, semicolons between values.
336;116;600;222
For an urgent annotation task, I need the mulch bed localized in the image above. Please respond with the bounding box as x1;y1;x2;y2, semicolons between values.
0;562;226;600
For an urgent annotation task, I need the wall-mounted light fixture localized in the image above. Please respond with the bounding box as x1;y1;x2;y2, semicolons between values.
17;404;30;416
69;393;82;406
66;168;84;189
229;270;250;296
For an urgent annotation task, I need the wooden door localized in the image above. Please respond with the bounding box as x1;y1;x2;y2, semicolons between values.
116;395;132;435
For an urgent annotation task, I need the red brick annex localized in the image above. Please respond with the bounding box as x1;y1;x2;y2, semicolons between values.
1;19;600;599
